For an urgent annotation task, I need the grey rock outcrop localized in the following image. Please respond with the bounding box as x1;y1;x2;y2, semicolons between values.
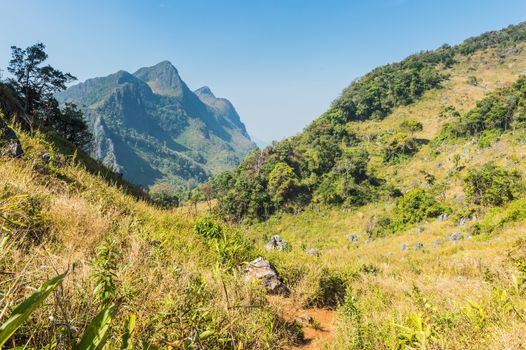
264;235;288;251
447;232;463;241
244;257;290;296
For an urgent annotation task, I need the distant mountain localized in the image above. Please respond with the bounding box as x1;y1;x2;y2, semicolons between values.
57;61;255;188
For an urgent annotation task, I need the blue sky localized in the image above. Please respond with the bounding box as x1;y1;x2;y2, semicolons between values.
1;0;525;141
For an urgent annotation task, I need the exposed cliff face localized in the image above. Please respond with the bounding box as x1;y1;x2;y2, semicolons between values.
57;61;255;188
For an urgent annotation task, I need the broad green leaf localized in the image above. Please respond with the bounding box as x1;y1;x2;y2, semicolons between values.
120;314;136;350
76;304;117;350
0;273;66;347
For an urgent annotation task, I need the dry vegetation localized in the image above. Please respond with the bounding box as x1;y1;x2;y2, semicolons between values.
2;40;526;350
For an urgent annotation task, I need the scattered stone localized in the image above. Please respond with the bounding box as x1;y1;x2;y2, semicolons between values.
264;235;288;251
347;234;359;243
305;249;321;257
245;257;290;296
401;243;409;251
41;152;52;163
436;162;443;168
415;242;424;251
433;239;443;246
458;217;467;226
506;47;523;55
416;227;424;234
149;239;162;246
0;118;23;158
438;213;449;222
447;232;463;241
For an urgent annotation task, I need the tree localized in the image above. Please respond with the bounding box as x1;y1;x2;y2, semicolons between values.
268;162;299;205
6;43;92;148
463;163;523;206
8;43;76;116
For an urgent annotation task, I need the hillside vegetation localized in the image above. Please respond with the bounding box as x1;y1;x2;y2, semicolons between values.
2;21;526;350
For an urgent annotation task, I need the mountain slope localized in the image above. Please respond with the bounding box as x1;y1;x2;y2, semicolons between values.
57;61;255;188
210;21;526;349
211;20;526;222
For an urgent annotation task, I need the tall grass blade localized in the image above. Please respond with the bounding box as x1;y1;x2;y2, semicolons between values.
0;272;66;347
76;303;117;350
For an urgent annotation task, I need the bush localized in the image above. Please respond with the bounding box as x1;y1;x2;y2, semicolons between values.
392;189;448;229
194;216;223;239
438;105;461;119
400;119;424;133
149;182;179;208
463;163;523;206
383;133;420;164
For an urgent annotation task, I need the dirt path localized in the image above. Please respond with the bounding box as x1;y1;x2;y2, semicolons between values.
268;296;337;349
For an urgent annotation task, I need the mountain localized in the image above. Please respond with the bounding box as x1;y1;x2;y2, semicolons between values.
5;20;526;350
56;61;255;188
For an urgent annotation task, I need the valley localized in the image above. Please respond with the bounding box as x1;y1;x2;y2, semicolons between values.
1;17;526;350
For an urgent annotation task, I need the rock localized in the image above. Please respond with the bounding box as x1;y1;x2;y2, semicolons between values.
0;118;23;158
436;162;443;168
401;243;409;251
415;242;424;251
305;249;321;257
433;239;443;246
458;217;467;226
245;257;290;296
347;234;359;243
437;213;449;222
447;232;463;241
264;235;288;251
416;227;424;234
41;152;52;163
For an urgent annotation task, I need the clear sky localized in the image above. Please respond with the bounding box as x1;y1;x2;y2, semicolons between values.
1;0;525;142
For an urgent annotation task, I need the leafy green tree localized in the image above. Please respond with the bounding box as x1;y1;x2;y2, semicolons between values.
6;43;92;148
463;163;523;206
268;162;300;205
392;188;448;229
8;43;75;117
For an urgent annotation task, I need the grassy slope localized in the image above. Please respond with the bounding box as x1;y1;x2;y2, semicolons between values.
2;41;526;350
0;129;297;349
242;45;526;349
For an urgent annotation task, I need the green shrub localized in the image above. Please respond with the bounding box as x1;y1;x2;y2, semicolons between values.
400;119;424;133
382;133;420;164
194;216;223;239
438;105;461;119
392;189;448;230
463;163;523;206
149;182;179;208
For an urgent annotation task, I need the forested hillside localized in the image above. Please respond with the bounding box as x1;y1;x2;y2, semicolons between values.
209;21;526;222
2;20;526;350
